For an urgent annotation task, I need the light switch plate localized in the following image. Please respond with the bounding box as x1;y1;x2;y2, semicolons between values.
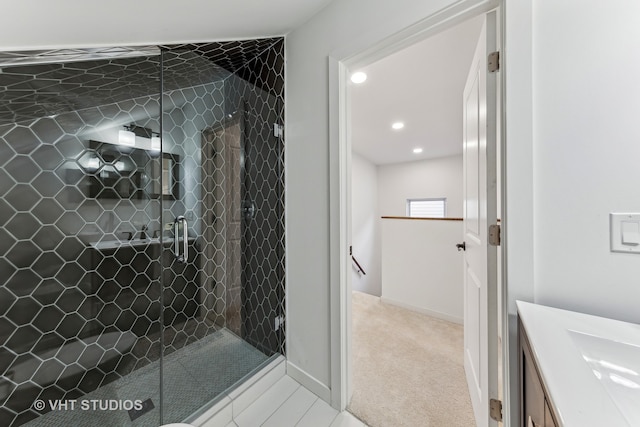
610;213;640;254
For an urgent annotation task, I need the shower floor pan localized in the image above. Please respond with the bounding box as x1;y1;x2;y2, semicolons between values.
23;329;270;427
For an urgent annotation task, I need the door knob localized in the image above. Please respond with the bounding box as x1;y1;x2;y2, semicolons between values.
456;242;466;251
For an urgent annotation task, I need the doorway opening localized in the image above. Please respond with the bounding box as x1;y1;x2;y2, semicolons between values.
335;6;505;427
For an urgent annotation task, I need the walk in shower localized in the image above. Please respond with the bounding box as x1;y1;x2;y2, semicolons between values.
0;39;285;427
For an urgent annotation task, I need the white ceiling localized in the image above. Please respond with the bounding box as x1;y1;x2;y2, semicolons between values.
350;15;484;165
0;0;335;50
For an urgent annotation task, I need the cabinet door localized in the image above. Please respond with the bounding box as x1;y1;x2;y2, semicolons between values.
544;400;557;427
520;323;545;427
523;352;545;426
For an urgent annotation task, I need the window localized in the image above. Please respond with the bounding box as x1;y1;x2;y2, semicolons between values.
406;198;446;218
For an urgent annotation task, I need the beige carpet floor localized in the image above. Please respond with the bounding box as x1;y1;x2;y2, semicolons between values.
348;291;476;427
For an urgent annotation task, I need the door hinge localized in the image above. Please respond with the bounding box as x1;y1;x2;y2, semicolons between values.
488;224;501;246
488;51;500;73
490;398;503;422
273;123;284;138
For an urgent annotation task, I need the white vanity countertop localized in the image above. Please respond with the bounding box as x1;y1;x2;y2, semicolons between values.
517;301;640;427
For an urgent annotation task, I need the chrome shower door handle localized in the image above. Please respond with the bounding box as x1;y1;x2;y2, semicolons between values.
182;217;188;263
173;217;182;262
173;216;188;263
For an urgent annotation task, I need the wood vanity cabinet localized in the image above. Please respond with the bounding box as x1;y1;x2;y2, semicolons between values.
519;319;559;427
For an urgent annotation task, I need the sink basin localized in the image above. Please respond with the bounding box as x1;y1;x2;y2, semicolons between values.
569;330;640;426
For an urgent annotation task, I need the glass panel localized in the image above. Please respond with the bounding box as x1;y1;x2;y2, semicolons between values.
0;39;286;427
159;41;285;424
0;53;163;427
227;70;286;359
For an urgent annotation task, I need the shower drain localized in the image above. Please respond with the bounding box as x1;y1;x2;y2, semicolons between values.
128;398;155;421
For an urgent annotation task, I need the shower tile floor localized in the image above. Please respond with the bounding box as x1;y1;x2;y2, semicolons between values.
24;329;270;427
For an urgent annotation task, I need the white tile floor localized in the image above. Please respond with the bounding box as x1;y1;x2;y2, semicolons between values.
200;375;367;427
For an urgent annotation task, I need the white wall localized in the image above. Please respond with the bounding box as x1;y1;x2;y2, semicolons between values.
503;2;535;425
381;219;464;323
376;155;463;321
351;154;382;296
500;2;640;424
286;0;485;395
378;154;463;217
532;0;640;323
353;154;462;308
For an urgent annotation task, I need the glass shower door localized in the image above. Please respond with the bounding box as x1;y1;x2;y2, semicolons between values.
0;49;166;427
157;48;274;424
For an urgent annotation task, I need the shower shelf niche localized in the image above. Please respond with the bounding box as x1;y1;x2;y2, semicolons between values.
88;237;195;251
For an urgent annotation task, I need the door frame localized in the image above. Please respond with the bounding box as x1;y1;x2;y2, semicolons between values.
327;0;509;422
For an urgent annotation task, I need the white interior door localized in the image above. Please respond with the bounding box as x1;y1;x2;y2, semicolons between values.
462;11;499;427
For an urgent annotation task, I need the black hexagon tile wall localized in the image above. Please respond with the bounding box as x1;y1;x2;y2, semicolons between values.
0;39;285;427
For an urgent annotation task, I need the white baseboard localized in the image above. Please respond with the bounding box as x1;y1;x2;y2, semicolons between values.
380;297;463;325
286;361;331;403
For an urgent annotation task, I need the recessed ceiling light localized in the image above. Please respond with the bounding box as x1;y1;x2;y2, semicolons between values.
350;72;367;84
392;122;405;130
413;147;423;154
